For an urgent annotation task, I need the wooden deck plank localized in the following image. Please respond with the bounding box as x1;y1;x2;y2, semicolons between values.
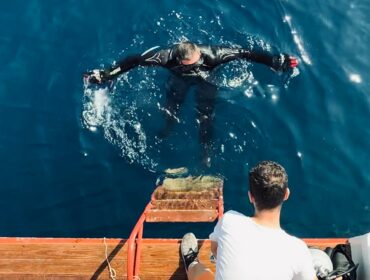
0;238;347;279
0;238;127;279
0;275;111;280
140;241;215;276
303;238;348;249
0;238;124;244
0;245;126;260
0;239;127;260
0;259;118;273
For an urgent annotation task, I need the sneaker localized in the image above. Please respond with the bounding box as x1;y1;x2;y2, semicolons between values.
181;233;199;272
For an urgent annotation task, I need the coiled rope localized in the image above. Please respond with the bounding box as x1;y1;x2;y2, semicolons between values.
103;237;117;280
103;237;141;280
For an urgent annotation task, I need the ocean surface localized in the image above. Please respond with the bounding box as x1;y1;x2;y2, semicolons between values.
0;0;369;239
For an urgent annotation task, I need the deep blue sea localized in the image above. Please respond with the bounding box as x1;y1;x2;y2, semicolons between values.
0;0;369;239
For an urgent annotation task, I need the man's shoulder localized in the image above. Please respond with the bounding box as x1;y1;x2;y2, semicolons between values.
209;210;251;241
224;210;249;218
282;232;309;252
140;46;172;63
221;210;251;224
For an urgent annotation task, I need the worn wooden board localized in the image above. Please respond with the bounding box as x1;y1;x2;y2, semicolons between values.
0;238;214;279
152;199;219;210
146;210;219;222
0;238;127;279
0;238;347;279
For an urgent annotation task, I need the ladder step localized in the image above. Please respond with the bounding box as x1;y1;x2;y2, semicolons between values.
152;199;219;210
153;186;221;200
146;209;218;222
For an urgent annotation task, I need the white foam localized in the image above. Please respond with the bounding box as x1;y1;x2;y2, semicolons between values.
82;84;157;170
284;14;312;65
349;74;362;83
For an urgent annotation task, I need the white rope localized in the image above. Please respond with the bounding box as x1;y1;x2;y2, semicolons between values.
103;237;117;280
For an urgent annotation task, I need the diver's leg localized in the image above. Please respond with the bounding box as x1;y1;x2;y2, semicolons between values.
195;81;218;166
159;75;189;138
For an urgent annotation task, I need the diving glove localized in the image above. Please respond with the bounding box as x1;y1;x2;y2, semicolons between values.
84;69;111;84
272;54;298;72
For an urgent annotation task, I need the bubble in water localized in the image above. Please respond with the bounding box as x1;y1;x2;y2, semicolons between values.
229;132;237;139
244;87;253;98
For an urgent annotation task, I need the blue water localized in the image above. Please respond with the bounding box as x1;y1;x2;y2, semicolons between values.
0;0;369;239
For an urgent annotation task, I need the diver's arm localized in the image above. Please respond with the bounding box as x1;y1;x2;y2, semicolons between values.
84;55;144;84
85;47;170;84
108;54;149;78
206;46;298;72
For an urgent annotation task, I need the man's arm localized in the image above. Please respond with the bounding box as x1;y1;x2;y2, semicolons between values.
203;46;298;72
209;214;224;262
211;240;218;260
84;47;170;84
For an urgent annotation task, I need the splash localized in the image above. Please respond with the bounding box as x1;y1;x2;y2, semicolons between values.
82;87;110;130
82;84;157;170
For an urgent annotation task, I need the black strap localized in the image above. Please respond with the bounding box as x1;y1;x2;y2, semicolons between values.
328;244;358;280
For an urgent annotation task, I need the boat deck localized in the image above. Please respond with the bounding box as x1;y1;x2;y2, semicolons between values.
0;237;347;279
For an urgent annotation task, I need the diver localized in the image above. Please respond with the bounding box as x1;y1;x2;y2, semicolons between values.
84;42;298;166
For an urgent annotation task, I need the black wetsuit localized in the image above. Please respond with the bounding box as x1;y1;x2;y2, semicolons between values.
104;45;289;79
98;45;290;165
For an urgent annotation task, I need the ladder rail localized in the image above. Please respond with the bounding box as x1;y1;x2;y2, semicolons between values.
127;183;223;280
127;202;152;280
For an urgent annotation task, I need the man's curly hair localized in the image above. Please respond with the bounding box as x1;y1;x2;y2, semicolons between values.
249;161;288;210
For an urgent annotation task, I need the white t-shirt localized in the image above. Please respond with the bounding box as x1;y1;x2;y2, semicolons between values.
209;210;316;280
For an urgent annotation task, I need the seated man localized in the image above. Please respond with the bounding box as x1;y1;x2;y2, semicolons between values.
180;161;323;280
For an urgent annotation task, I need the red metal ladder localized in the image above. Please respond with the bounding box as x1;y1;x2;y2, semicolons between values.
127;181;224;280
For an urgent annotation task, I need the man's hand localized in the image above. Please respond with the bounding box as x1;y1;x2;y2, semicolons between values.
211;241;218;260
272;54;299;72
84;69;110;85
287;56;298;68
